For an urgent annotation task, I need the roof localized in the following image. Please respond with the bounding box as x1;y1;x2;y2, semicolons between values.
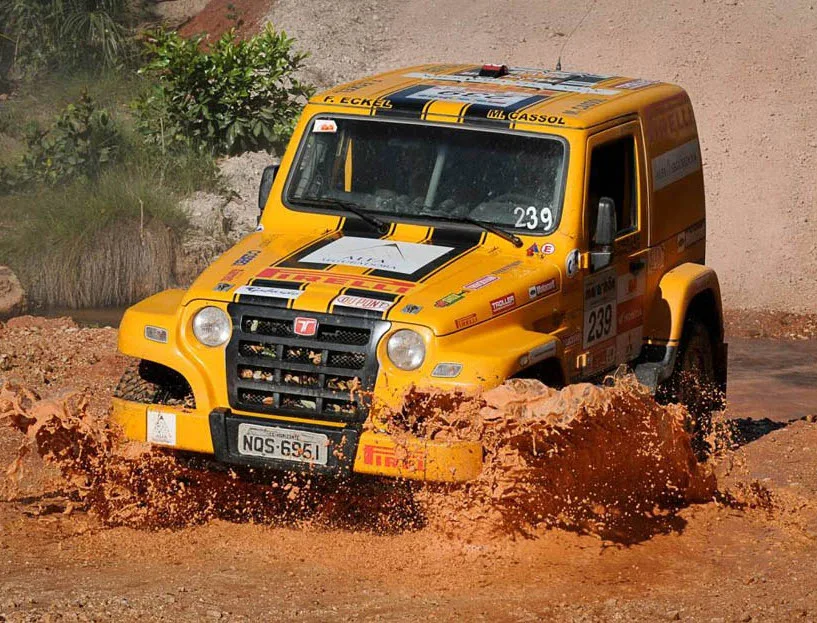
311;63;681;130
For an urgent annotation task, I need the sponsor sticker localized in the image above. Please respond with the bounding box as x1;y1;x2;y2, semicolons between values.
455;313;478;329
213;282;233;292
435;292;465;308
563;331;581;349
616;78;659;90
648;245;666;273
220;269;243;282
235;285;304;300
401;304;422;314
313;118;338;133
583;268;617;349
233;250;261;266
526;242;556;257
565;249;580;278
301;236;452;274
677;220;706;252
493;260;523;275
362;444;425;472
463;275;498;291
652;139;701;191
617;271;646;304
147;409;176;446
405;85;533;108
490;293;516;315
333;294;393;312
528;278;558;300
257;267;415;295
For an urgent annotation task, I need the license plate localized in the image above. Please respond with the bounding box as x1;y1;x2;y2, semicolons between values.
236;423;329;466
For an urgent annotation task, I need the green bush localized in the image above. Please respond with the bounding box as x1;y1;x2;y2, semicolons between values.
3;90;122;188
0;0;132;80
135;25;314;156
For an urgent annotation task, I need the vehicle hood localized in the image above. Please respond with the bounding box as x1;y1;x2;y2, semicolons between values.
184;229;563;335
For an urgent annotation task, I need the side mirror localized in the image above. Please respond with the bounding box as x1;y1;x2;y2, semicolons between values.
257;163;280;215
590;197;617;271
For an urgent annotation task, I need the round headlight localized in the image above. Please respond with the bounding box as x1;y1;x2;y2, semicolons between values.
386;329;426;371
192;306;231;347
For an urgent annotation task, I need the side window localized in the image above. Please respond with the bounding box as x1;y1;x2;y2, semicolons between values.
587;135;637;238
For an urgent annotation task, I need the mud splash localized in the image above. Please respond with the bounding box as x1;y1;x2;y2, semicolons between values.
0;382;420;532
390;376;715;540
2;376;715;540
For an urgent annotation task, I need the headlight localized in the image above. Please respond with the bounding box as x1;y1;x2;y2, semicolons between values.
386;329;426;371
192;306;231;347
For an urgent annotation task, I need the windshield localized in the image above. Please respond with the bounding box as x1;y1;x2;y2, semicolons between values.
286;116;567;235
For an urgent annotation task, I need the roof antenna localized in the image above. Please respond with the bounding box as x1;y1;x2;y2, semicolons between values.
555;0;597;72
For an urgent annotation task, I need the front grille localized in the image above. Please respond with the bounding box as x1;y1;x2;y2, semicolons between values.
226;305;389;424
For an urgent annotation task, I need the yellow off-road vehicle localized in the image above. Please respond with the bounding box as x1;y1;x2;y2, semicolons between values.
113;63;727;482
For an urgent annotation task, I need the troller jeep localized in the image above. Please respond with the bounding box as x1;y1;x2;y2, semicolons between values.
113;63;728;482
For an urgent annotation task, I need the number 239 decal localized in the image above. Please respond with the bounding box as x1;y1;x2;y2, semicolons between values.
514;206;553;230
585;303;614;346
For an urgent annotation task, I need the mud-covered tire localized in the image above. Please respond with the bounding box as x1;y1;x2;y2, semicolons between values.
661;319;719;435
113;360;159;403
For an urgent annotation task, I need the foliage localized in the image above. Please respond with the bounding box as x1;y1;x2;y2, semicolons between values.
2;91;123;188
0;0;131;80
135;25;314;156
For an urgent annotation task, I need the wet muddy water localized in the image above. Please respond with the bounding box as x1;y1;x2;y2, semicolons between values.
727;337;817;421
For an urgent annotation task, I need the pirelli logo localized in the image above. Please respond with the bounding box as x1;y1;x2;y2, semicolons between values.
256;268;415;295
362;444;425;473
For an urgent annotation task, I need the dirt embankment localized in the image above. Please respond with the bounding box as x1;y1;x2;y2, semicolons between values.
2;318;817;621
248;0;817;313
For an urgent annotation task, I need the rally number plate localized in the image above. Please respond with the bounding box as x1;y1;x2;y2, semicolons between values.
236;423;328;466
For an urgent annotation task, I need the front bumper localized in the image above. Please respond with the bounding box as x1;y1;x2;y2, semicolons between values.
111;398;483;482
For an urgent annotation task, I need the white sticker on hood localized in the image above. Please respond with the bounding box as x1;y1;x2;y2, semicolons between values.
235;285;303;299
301;236;452;274
333;294;393;312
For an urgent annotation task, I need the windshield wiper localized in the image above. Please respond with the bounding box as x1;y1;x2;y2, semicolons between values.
294;197;389;234
418;212;524;248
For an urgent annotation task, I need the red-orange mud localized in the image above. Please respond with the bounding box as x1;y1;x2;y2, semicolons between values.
2;317;817;621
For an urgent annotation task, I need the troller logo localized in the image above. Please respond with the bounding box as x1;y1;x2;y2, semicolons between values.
293;317;318;336
490;293;516;315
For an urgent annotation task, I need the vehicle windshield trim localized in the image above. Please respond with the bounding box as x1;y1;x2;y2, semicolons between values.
281;113;570;237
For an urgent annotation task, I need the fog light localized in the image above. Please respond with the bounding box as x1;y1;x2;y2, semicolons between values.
144;325;168;343
431;362;462;378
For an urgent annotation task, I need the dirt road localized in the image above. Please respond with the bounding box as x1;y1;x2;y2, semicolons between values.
1;317;817;622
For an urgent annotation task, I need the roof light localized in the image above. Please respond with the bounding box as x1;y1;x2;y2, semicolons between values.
479;64;509;78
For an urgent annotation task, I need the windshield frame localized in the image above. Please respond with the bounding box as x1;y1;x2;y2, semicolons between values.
281;112;571;237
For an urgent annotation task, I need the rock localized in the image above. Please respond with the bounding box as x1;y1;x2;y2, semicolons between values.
0;266;26;319
179;191;230;239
